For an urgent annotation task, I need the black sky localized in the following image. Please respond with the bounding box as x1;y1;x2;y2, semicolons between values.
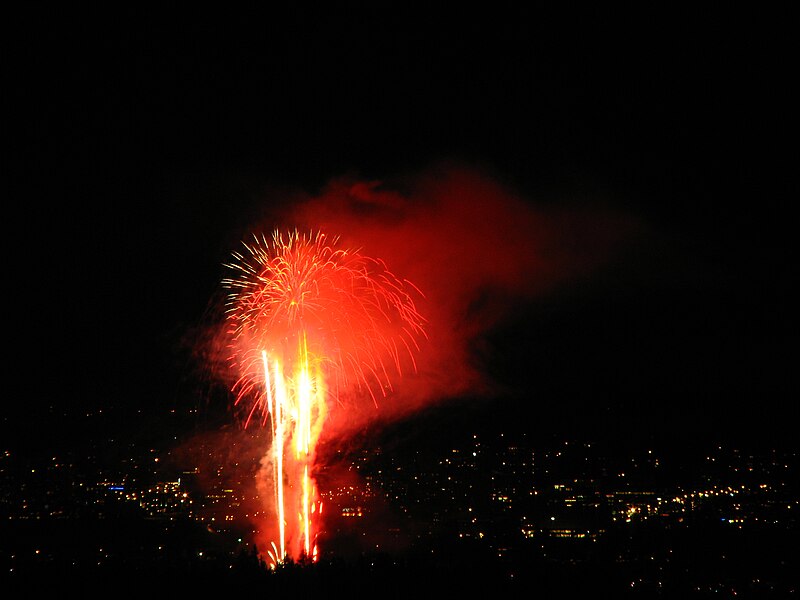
6;7;796;453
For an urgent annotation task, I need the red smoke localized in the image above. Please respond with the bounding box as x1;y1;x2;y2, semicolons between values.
265;164;633;436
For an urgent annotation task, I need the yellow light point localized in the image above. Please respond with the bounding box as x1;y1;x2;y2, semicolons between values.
303;464;310;557
271;355;286;562
261;351;273;419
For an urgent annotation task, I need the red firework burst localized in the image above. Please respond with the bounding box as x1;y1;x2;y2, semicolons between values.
221;230;425;564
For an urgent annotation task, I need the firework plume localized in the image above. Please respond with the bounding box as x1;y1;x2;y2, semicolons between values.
222;230;425;563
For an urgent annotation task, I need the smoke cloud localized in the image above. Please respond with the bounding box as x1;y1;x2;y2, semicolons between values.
249;164;636;437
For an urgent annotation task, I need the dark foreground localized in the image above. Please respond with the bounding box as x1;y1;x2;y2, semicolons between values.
2;518;795;598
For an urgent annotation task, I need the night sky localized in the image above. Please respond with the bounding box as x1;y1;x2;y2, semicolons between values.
7;7;795;456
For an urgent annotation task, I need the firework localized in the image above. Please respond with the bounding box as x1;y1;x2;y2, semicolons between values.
223;230;425;564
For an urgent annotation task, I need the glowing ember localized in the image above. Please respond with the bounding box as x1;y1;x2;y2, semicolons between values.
223;230;425;565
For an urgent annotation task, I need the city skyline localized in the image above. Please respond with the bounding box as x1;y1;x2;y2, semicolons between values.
3;414;796;593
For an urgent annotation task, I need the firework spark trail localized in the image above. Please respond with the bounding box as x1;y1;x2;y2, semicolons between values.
223;230;425;564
